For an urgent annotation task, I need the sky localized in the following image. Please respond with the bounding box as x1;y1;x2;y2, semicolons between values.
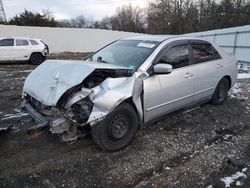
3;0;149;21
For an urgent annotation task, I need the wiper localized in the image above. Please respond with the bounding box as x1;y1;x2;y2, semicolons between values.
97;56;108;64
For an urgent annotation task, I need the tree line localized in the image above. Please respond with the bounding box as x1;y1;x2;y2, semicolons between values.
1;0;250;34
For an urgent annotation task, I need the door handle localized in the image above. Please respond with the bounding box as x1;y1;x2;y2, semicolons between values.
217;64;223;68
184;72;193;78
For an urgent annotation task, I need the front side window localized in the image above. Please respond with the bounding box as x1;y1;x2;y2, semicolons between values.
160;45;190;69
16;39;29;46
0;38;14;47
89;40;160;70
192;44;220;63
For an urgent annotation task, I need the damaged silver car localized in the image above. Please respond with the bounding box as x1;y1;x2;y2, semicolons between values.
21;36;238;151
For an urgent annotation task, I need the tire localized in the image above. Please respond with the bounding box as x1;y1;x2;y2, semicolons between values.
91;103;138;152
211;77;230;105
29;53;45;65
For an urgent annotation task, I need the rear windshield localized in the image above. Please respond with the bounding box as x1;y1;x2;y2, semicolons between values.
89;40;160;70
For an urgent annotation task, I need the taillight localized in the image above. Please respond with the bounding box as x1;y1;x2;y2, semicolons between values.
41;40;49;52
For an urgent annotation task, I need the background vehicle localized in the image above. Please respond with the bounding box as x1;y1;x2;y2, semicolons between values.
22;36;238;151
0;37;49;64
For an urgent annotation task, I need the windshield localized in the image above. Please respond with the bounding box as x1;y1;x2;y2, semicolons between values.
89;40;160;70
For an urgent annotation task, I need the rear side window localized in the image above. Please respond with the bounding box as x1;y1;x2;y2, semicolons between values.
160;45;189;69
192;44;221;63
0;38;14;46
16;39;29;46
30;40;39;45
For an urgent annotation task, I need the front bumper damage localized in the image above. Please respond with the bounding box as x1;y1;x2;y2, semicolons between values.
22;72;145;142
21;101;61;139
22;101;83;142
21;102;49;137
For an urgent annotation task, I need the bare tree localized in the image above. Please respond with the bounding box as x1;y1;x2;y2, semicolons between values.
109;4;146;33
70;15;87;28
57;15;94;28
147;0;250;34
4;0;250;33
93;16;112;30
57;19;71;27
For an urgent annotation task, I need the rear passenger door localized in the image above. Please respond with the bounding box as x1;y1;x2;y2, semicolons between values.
190;40;223;102
13;39;30;60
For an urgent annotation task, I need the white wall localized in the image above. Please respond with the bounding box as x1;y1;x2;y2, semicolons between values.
0;25;142;53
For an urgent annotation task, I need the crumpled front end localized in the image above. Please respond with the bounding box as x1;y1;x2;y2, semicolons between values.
21;60;145;142
21;93;76;141
63;72;145;126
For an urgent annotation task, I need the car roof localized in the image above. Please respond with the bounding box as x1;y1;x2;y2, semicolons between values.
0;37;41;41
122;35;211;43
122;35;174;42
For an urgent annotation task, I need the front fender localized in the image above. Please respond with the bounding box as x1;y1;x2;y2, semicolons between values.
64;72;145;126
87;72;145;125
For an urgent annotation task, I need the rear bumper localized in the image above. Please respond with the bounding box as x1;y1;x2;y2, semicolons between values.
42;49;49;57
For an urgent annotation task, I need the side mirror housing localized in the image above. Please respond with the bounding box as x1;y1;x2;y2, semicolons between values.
153;63;173;74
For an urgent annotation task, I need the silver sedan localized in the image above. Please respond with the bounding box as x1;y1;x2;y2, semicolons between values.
22;36;238;151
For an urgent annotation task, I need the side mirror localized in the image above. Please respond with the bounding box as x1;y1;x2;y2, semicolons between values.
153;63;173;74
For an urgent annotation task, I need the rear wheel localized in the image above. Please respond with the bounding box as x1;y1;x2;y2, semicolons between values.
91;103;138;152
29;53;44;65
211;77;230;105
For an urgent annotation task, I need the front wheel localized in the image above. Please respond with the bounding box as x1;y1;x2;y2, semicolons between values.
91;103;138;152
211;77;230;105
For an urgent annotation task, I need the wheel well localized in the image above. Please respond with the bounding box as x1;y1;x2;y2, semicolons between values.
29;52;44;59
123;98;141;122
224;75;232;88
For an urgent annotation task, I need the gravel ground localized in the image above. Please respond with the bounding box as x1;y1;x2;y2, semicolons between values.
0;53;249;188
47;52;92;60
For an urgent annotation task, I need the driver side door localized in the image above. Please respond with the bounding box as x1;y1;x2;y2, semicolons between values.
143;41;195;122
0;38;14;61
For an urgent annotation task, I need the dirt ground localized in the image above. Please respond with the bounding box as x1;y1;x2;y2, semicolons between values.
47;52;92;60
0;54;249;188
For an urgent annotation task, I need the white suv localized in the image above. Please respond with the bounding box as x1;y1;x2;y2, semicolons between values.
0;37;49;64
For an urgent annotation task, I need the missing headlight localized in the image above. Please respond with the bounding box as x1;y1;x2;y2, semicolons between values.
65;97;93;124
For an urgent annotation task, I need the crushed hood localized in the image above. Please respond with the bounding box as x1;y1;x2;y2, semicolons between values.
23;60;132;106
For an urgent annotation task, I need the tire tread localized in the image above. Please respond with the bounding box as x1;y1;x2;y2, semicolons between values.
91;102;138;151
